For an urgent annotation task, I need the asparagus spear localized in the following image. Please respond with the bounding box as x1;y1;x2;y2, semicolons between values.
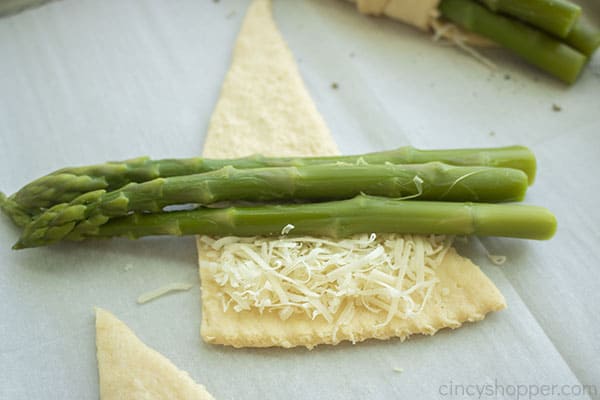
565;19;600;57
0;192;32;227
15;163;529;248
0;0;53;17
440;0;587;84
477;0;581;38
9;145;537;214
12;195;556;249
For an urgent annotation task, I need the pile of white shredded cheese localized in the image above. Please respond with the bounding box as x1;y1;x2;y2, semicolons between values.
199;233;453;332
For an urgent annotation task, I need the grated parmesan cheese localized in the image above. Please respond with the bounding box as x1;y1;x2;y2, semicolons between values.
137;282;194;304
487;254;507;266
199;234;453;331
474;237;507;266
281;224;295;235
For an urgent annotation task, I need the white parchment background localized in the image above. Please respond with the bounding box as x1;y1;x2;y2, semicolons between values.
0;1;599;399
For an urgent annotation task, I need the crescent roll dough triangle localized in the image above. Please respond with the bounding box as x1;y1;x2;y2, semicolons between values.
95;308;215;400
197;0;505;349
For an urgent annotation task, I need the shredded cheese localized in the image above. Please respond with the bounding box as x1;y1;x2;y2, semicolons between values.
487;254;507;266
137;282;194;304
433;23;498;70
199;234;453;330
473;237;507;266
281;224;295;235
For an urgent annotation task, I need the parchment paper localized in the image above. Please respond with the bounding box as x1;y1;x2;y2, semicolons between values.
0;1;598;399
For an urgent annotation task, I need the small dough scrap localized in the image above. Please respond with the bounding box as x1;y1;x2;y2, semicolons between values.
198;0;505;349
96;308;215;400
199;247;506;348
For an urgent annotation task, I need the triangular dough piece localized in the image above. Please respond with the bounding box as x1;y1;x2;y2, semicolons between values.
197;0;505;348
96;308;215;400
199;247;506;348
201;0;338;158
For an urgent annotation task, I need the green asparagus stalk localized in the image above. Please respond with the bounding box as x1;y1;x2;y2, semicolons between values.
12;195;556;249
565;19;600;57
440;0;587;84
0;0;53;17
15;163;529;248
8;145;537;215
0;192;32;227
477;0;581;38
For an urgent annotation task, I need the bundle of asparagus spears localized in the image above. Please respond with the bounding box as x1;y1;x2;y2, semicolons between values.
0;145;556;249
439;0;600;83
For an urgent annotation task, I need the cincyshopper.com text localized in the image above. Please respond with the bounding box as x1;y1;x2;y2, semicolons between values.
438;379;598;399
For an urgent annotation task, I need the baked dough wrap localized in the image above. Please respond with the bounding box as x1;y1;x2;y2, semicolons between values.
346;0;495;46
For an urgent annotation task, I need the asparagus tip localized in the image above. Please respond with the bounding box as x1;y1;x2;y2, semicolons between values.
0;191;34;228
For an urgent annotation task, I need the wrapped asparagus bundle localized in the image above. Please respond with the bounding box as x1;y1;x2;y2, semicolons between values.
346;0;600;83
